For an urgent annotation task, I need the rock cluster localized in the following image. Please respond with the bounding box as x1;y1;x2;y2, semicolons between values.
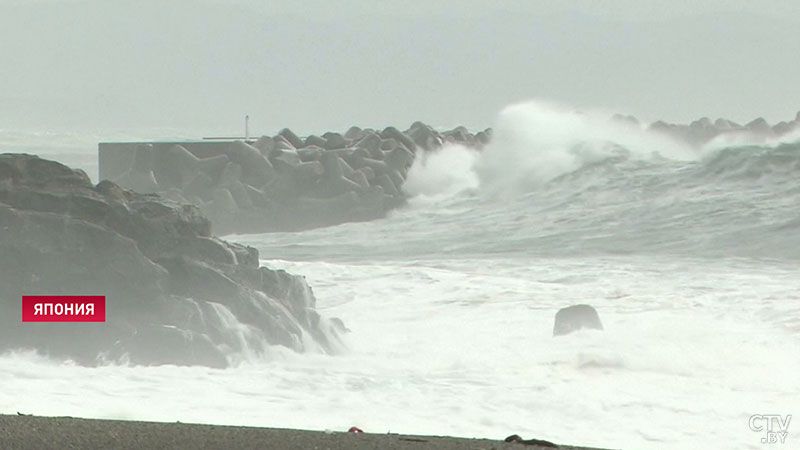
613;111;800;147
105;122;490;234
0;153;344;367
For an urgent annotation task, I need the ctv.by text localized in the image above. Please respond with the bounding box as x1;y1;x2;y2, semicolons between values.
749;414;791;444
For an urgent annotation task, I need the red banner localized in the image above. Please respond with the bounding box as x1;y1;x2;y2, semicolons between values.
22;296;106;322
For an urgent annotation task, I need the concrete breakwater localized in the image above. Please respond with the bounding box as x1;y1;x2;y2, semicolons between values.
100;122;491;234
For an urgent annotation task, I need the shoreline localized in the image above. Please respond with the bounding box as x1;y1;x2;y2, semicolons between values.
0;414;616;450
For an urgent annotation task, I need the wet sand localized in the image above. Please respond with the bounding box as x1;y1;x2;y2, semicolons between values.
0;414;616;450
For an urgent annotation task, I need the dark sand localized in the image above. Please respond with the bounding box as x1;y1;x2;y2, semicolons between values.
0;415;616;450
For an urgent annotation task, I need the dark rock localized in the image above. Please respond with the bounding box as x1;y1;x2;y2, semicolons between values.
293;161;325;181
218;162;243;187
687;117;719;146
253;135;276;155
330;317;350;333
714;118;741;130
152;145;229;191
344;126;364;140
380;126;417;153
611;114;640;127
114;145;160;194
648;120;674;133
297;146;324;162
244;184;271;208
504;434;557;447
156;145;199;188
407;123;442;151
380;138;398;151
0;152;92;189
746;117;772;135
278;128;305;149
773;121;798;136
269;148;302;166
350;151;389;176
228;182;254;209
475;130;490;146
355;133;382;152
374;173;399;196
320;152;345;178
385;147;415;174
0;154;344;367
322;132;348;150
273;135;296;151
227;141;275;187
357;166;375;182
182;172;215;201
553;304;603;336
643;112;800;146
304;134;327;149
209;187;239;214
443;126;470;143
95;179;128;202
159;188;190;205
346;168;369;189
317;153;363;197
367;146;385;160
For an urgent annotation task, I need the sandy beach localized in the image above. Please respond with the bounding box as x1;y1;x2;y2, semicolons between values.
0;415;615;450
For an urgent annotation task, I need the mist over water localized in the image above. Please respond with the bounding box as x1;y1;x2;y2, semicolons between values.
3;100;800;450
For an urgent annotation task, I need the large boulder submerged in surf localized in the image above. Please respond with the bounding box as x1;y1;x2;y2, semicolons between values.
553;304;604;336
0;154;344;368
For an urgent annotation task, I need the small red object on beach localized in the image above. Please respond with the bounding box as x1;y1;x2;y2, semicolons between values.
348;426;364;433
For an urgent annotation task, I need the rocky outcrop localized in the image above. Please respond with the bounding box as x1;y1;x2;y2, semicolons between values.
100;122;489;234
0;154;344;367
553;304;604;336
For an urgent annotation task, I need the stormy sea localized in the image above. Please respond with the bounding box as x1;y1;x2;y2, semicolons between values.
2;102;799;450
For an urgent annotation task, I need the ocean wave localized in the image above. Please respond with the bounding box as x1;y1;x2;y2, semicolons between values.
392;102;800;260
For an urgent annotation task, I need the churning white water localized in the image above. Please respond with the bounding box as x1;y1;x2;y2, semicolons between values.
2;102;800;450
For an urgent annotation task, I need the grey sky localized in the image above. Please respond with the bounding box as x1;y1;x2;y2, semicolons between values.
1;0;798;134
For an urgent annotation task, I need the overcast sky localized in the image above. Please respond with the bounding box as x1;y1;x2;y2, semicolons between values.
1;0;798;134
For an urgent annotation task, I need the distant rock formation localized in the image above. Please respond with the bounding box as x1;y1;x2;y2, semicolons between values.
0;154;344;367
99;122;489;234
553;304;604;336
642;111;800;147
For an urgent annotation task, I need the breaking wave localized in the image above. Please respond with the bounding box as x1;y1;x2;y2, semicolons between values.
399;100;800;260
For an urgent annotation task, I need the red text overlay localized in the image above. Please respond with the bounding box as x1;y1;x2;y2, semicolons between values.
22;296;106;322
